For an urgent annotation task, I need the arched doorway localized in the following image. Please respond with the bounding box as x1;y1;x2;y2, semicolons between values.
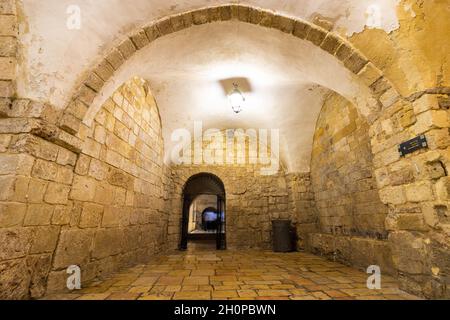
180;173;226;251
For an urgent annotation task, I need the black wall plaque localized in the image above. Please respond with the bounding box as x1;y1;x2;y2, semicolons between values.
399;135;428;157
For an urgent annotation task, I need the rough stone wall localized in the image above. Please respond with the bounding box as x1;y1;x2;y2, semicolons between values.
311;93;388;238
371;94;450;298
0;0;16;99
344;0;450;298
308;93;394;274
0;77;171;299
286;173;317;250
0;128;74;299
347;0;450;98
45;78;171;294
170;165;290;250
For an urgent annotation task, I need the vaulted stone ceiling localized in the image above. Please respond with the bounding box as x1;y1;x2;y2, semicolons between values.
17;0;401;172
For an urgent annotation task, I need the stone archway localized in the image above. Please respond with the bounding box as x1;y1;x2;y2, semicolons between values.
56;3;400;140
180;173;226;250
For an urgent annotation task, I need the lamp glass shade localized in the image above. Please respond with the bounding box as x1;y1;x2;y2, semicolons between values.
228;86;245;114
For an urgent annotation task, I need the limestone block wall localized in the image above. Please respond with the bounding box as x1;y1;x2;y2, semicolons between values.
285;173;317;250
0;78;172;299
0;130;75;299
343;1;450;298
371;93;450;298
347;0;450;99
311;93;388;238
309;93;394;274
45;78;172;294
0;0;17;99
170;165;291;250
0;101;84;300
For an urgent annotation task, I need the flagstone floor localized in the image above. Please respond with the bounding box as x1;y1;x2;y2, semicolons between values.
43;241;421;300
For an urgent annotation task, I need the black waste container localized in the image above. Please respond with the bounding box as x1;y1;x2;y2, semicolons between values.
272;219;292;252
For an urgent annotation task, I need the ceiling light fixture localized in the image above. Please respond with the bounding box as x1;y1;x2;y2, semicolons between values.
228;83;245;114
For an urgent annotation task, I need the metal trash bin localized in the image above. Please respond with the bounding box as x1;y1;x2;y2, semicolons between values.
272;219;292;252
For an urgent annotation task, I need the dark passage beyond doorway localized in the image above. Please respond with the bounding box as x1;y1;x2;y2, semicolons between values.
181;173;226;250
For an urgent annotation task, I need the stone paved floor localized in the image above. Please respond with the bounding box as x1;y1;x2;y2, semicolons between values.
43;241;421;300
